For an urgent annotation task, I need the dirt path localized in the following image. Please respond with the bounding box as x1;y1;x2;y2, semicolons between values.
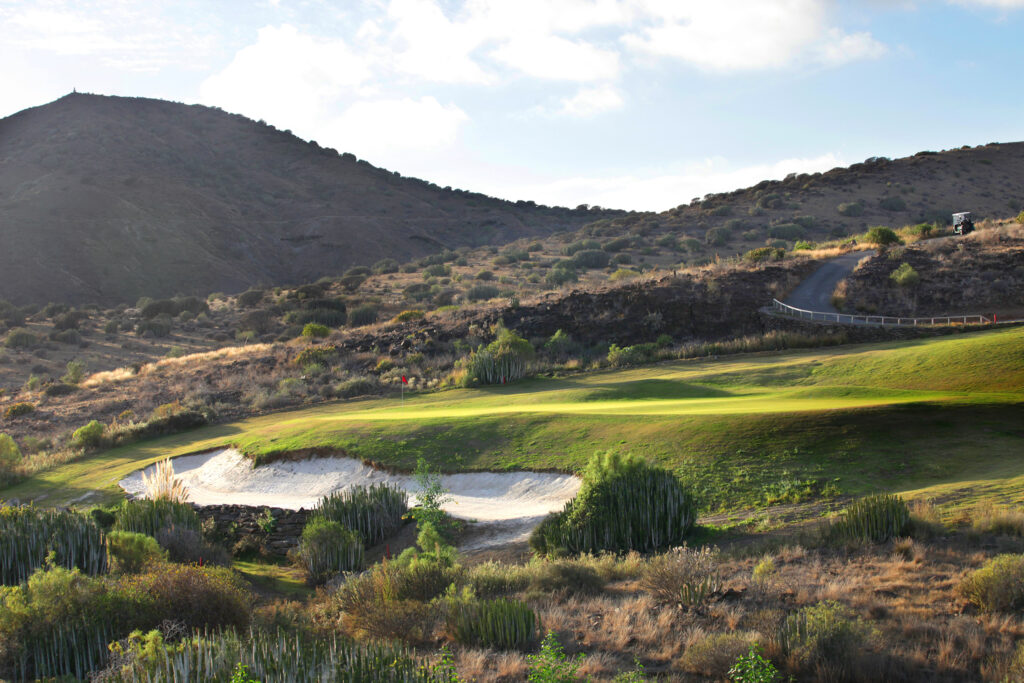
783;250;874;313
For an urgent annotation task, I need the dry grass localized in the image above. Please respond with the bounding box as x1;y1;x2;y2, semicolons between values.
141;458;189;503
83;344;272;388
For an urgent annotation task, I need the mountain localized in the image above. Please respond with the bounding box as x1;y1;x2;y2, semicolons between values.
0;93;618;305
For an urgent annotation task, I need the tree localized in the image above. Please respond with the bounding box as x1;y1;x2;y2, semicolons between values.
864;226;900;247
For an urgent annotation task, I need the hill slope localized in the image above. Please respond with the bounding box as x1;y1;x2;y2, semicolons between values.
0;93;615;305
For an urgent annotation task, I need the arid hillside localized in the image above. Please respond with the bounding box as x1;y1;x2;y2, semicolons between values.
0;93;616;305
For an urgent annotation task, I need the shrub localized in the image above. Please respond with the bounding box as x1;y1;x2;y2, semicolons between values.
777;600;874;674
524;559;605;596
330;564;435;642
469;561;530;598
562;239;601;256
154;527;231;566
286;307;346;328
52;328;82;345
346;304;377;326
889;263;920;287
641;546;721;606
372;258;400;274
958;554;1024;613
311;484;408;547
607;342;657;367
293;345;340;367
767;223;806;241
301;323;330;338
603;236;632;252
4;402;34;419
545;265;578;286
837;201;865;217
136;317;172;337
236;289;265;307
609;268;639;281
793;240;815;250
879;196;907;211
531;452;697;556
4;328;38;349
729;644;781;683
422;264;450;278
43;382;78;397
0;506;107;584
114;499;201;538
465;284;500;301
0;434;20;473
744;247;785;263
458;326;534;386
451;599;537;651
827;494;910;543
298;519;364;585
125;562;252;630
678;632;753;678
705;226;730;246
527;631;584;683
392;309;425;323
72;420;106;449
571;249;611;269
334;376;378;399
864;226;900;246
1017;210;1024;225
107;530;166;573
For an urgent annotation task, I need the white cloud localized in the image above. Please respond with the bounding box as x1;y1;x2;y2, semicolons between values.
322;97;470;159
199;25;372;134
557;84;624;117
485;153;847;211
623;0;885;71
385;0;491;83
492;34;619;81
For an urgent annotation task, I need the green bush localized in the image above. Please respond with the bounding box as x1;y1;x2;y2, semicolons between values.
641;546;721;607
44;382;78;397
451;599;537;651
879;196;907;211
743;247;785;263
705;227;730;246
1017;210;1024;225
293;345;340;367
545;265;578;286
958;554;1024;613
114;499;200;538
607;343;657;367
0;506;107;585
62;360;86;385
527;631;584;683
0;434;20;478
136;317;172;337
52;329;82;345
71;420;106;449
531;452;697;556
236;289;265;307
286;307;347;328
728;644;781;683
4;328;38;349
889;263;920;287
793;240;815;250
827;494;910;543
107;530;166;573
298;519;364;585
837;201;865;217
126;561;252;630
312;484;407;547
864;226;900;246
348;304;378;326
476;270;495;281
562;239;601;256
571;249;611;269
777;600;874;674
603;236;632;252
301;323;331;338
4;402;34;418
334;376;378;399
422;264;450;278
392;309;424;323
465;284;500;302
767;223;806;241
459;327;534;386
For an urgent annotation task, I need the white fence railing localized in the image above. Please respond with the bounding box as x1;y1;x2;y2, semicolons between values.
770;299;1004;327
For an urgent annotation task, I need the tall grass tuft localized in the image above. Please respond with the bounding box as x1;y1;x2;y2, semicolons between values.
141;458;189;503
0;505;107;585
827;494;910;543
530;452;697;556
451;598;538;651
312;483;408;547
104;627;443;682
113;498;200;537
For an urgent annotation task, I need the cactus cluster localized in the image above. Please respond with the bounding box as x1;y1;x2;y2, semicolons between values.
312;483;408;547
0;505;107;585
107;628;441;682
828;494;911;543
113;498;200;537
451;598;538;651
298;518;364;585
531;453;697;556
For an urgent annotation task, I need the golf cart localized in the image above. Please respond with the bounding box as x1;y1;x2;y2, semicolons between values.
952;212;974;236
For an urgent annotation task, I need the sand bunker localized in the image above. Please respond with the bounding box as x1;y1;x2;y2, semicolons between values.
119;449;580;550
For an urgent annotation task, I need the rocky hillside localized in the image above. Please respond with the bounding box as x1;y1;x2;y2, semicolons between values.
0;93;616;305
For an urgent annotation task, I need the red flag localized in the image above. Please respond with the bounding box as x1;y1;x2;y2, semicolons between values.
402;375;408;384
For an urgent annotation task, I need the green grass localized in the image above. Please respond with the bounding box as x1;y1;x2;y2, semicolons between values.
232;558;312;598
3;326;1022;513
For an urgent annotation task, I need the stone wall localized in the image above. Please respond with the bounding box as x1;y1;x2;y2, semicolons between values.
193;504;308;558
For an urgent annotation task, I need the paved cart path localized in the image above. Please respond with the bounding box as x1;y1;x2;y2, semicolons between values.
783;250;874;313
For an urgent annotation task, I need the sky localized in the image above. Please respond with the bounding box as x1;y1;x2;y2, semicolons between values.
1;1;1023;211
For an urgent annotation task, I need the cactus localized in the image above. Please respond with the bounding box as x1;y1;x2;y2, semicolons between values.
452;599;538;651
298;518;364;585
114;498;200;537
0;505;107;585
828;494;910;543
312;483;407;547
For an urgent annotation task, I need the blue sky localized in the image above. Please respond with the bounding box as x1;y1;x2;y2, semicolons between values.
1;0;1022;210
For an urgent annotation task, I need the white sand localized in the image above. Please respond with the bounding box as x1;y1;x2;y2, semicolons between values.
119;449;580;550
